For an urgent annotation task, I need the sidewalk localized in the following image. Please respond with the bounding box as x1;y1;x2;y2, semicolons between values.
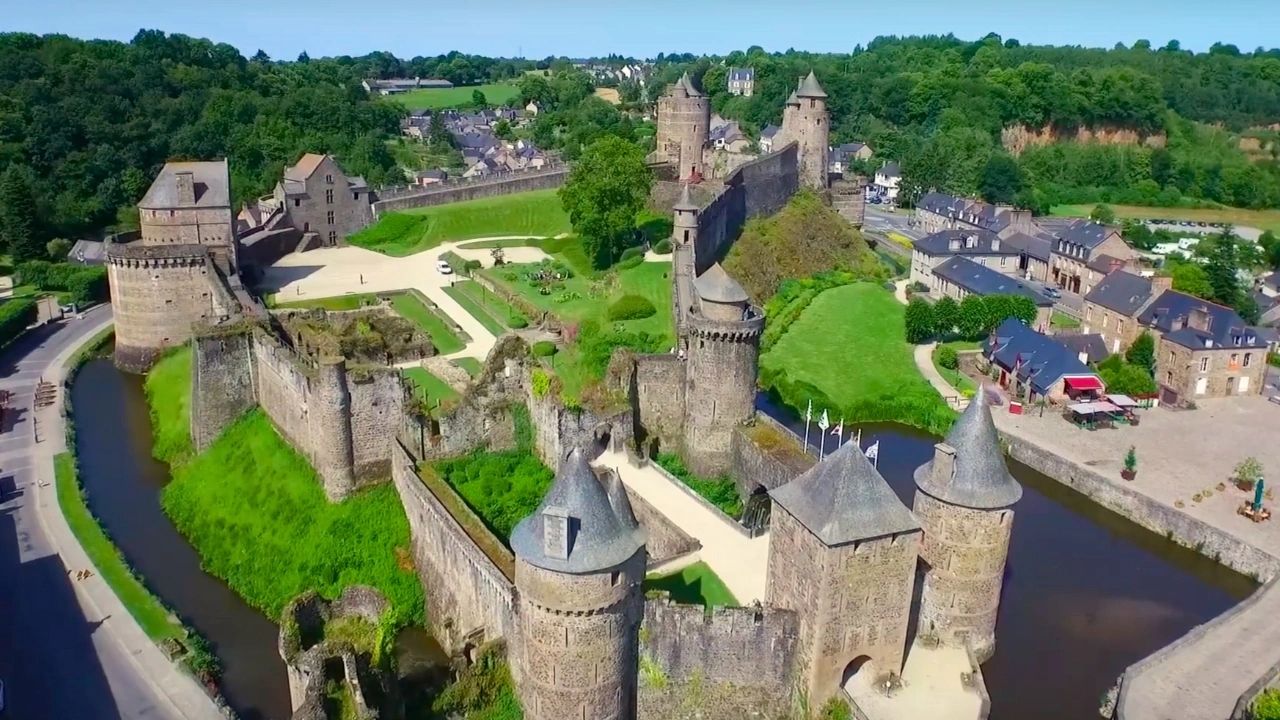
23;310;226;720
913;342;969;411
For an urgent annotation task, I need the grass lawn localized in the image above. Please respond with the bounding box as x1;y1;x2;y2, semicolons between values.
349;190;571;257
392;82;519;110
1051;204;1280;234
390;292;465;354
272;293;378;311
761;283;954;434
53;452;184;641
145;348;194;463
933;341;979;396
403;367;459;417
444;281;526;335
644;561;738;607
482;260;674;339
453;357;483;377
1051;310;1082;330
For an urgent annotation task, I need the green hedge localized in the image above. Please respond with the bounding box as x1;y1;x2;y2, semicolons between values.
619;246;644;262
607;294;657;321
761;364;957;438
531;340;558;357
17;260;108;304
0;298;37;347
655;452;743;518
652;238;672;254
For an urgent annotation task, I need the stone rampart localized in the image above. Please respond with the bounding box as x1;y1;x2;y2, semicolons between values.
347;367;405;487
631;354;686;451
730;414;814;499
190;330;257;451
391;442;515;653
691;143;800;275
625;486;700;565
372;166;568;216
527;382;631;467
252;330;318;460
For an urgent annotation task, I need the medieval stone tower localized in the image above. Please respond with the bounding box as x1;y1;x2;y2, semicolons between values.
780;71;830;191
108;160;241;371
510;449;647;720
671;184;698;342
682;263;764;477
912;390;1022;661
655;72;711;181
766;441;922;707
312;357;357;502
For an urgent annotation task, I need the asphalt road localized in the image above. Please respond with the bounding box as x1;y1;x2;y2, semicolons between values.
0;306;173;720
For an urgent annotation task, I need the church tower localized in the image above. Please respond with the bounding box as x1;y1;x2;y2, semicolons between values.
766;441;922;706
780;71;830;191
912;390;1022;661
510;449;647;720
682;263;764;476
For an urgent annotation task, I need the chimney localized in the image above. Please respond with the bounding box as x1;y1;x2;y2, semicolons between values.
931;443;957;487
1189;306;1212;332
1150;275;1173;297
542;506;573;560
175;171;196;205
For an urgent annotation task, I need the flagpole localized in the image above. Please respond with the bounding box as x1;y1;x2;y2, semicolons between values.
819;427;827;458
856;427;862;451
803;399;813;456
817;409;830;458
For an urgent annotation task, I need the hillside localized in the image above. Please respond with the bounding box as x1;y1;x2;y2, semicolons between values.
723;190;882;302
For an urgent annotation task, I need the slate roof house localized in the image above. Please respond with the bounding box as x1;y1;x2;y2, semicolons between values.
1048;219;1134;295
983;318;1106;403
873;162;901;204
727;67;755;96
928;257;1055;330
909;228;1022;286
828;142;873;176
759;124;782;154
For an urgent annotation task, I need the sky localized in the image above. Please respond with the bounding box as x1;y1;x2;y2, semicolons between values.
6;0;1279;60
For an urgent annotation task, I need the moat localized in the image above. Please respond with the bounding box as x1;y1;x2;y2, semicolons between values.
70;360;1255;720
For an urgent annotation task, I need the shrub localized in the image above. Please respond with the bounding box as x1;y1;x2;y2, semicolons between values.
909;280;930;293
1234;457;1264;490
619;246;644;262
15;260;108;304
1254;688;1280;720
607;294;656;321
0;298;37;347
507;315;528;329
617;254;645;270
531;340;557;357
937;345;959;370
655;452;743;518
463;259;483;274
652;238;672;254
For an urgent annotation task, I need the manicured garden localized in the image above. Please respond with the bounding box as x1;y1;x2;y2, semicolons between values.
644;561;738;608
444;280;527;335
145;348;425;627
349;190;571;256
391;82;520;110
761;282;955;435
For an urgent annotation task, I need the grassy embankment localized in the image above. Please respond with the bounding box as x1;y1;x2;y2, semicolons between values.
644;561;738;608
1050;310;1081;330
761;282;956;436
146;348;425;626
349;189;571;257
1051;204;1280;234
272;290;465;355
392;82;519;110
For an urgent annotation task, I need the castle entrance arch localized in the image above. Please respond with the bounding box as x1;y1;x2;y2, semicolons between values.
841;655;875;693
742;485;772;535
592;422;613;455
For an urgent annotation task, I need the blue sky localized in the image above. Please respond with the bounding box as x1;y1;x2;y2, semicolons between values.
7;0;1278;59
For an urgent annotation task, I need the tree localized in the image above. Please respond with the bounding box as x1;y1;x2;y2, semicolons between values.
1097;355;1158;396
957;295;987;339
1125;331;1156;376
46;237;72;260
979;153;1023;205
494;119;514;141
0;165;42;262
558;137;652;269
1090;204;1116;224
1260;230;1280;269
904;298;935;344
1204;235;1243;307
251;49;271;64
1170;264;1213;299
471;90;488;108
518;74;554;107
932;296;960;338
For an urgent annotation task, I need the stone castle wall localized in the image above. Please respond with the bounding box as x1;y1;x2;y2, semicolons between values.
347;368;406;487
641;598;798;688
527;383;632;468
729;414;815;499
372;166;568;216
190;331;257;451
682;311;765;477
631;354;686;451
691;143;800;275
391;442;516;653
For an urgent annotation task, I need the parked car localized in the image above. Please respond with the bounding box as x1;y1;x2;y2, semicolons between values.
436;260;453;275
1044;286;1062;299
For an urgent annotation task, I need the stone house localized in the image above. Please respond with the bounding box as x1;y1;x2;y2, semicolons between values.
727;66;755;96
759;124;781;154
909;228;1022;286
1082;271;1173;354
999;230;1053;283
271;153;373;246
983;318;1106;404
1046;219;1134;295
927;256;1055;330
828;142;873;176
873;161;901;204
913;192;1037;240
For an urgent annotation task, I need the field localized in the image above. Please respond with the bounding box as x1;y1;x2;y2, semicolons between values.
761;283;954;435
1051;204;1280;234
644;561;738;607
453;357;483;377
460;235;594;277
268;290;465;355
444;281;526;335
146;347;424;626
391;82;520;110
349;190;571;256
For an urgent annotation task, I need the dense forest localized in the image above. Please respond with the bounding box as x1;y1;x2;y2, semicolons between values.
661;35;1280;211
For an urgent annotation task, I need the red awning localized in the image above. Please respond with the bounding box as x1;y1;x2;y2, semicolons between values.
1064;375;1104;391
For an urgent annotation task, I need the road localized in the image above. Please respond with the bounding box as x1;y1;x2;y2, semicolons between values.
0;306;219;720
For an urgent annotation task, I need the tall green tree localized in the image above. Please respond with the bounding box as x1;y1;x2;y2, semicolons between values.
1204;235;1243;307
932;296;960;338
979;153;1024;205
904;298;935;344
558;137;652;269
1125;331;1156;376
1170;263;1213;299
0;165;41;261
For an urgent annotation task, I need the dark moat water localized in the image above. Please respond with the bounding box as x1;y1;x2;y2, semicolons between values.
71;360;446;720
757;395;1256;720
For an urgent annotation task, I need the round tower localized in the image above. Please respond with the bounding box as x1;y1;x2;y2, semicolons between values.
682;263;764;477
312;357;356;502
672;184;698;342
656;73;710;181
510;449;646;720
911;390;1022;661
782;71;830;191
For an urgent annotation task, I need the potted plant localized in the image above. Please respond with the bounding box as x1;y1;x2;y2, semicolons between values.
1121;446;1138;481
1234;457;1263;492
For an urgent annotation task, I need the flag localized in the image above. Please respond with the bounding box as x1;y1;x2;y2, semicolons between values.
831;417;843;437
817;409;830;431
865;441;880;461
805;399;813;423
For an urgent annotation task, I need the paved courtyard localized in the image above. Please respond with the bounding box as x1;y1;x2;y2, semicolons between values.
845;642;983;720
995;395;1280;559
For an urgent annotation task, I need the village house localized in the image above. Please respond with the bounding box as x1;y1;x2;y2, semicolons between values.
873;161;901;204
727;66;755;96
267;153;371;246
709;120;750;152
928;256;1055;330
913;192;1037;238
910;228;1022;286
1044;218;1135;295
1054;332;1110;365
998;230;1053;283
828;142;872;176
759;124;781;154
984;318;1106;404
1081;271;1172;353
362;77;452;95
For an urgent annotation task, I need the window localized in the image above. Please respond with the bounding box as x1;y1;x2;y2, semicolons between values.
1231;353;1239;365
1199;356;1209;372
1000;256;1008;267
325;173;333;184
294;198;300;207
353;192;360;201
328;231;337;244
1168;351;1174;364
1167;370;1173;384
1244;353;1252;367
326;210;335;225
325;188;334;204
1102;314;1109;329
1085;306;1092;321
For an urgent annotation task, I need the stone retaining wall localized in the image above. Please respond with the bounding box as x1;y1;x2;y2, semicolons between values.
372;166;568;216
729;414;813;499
